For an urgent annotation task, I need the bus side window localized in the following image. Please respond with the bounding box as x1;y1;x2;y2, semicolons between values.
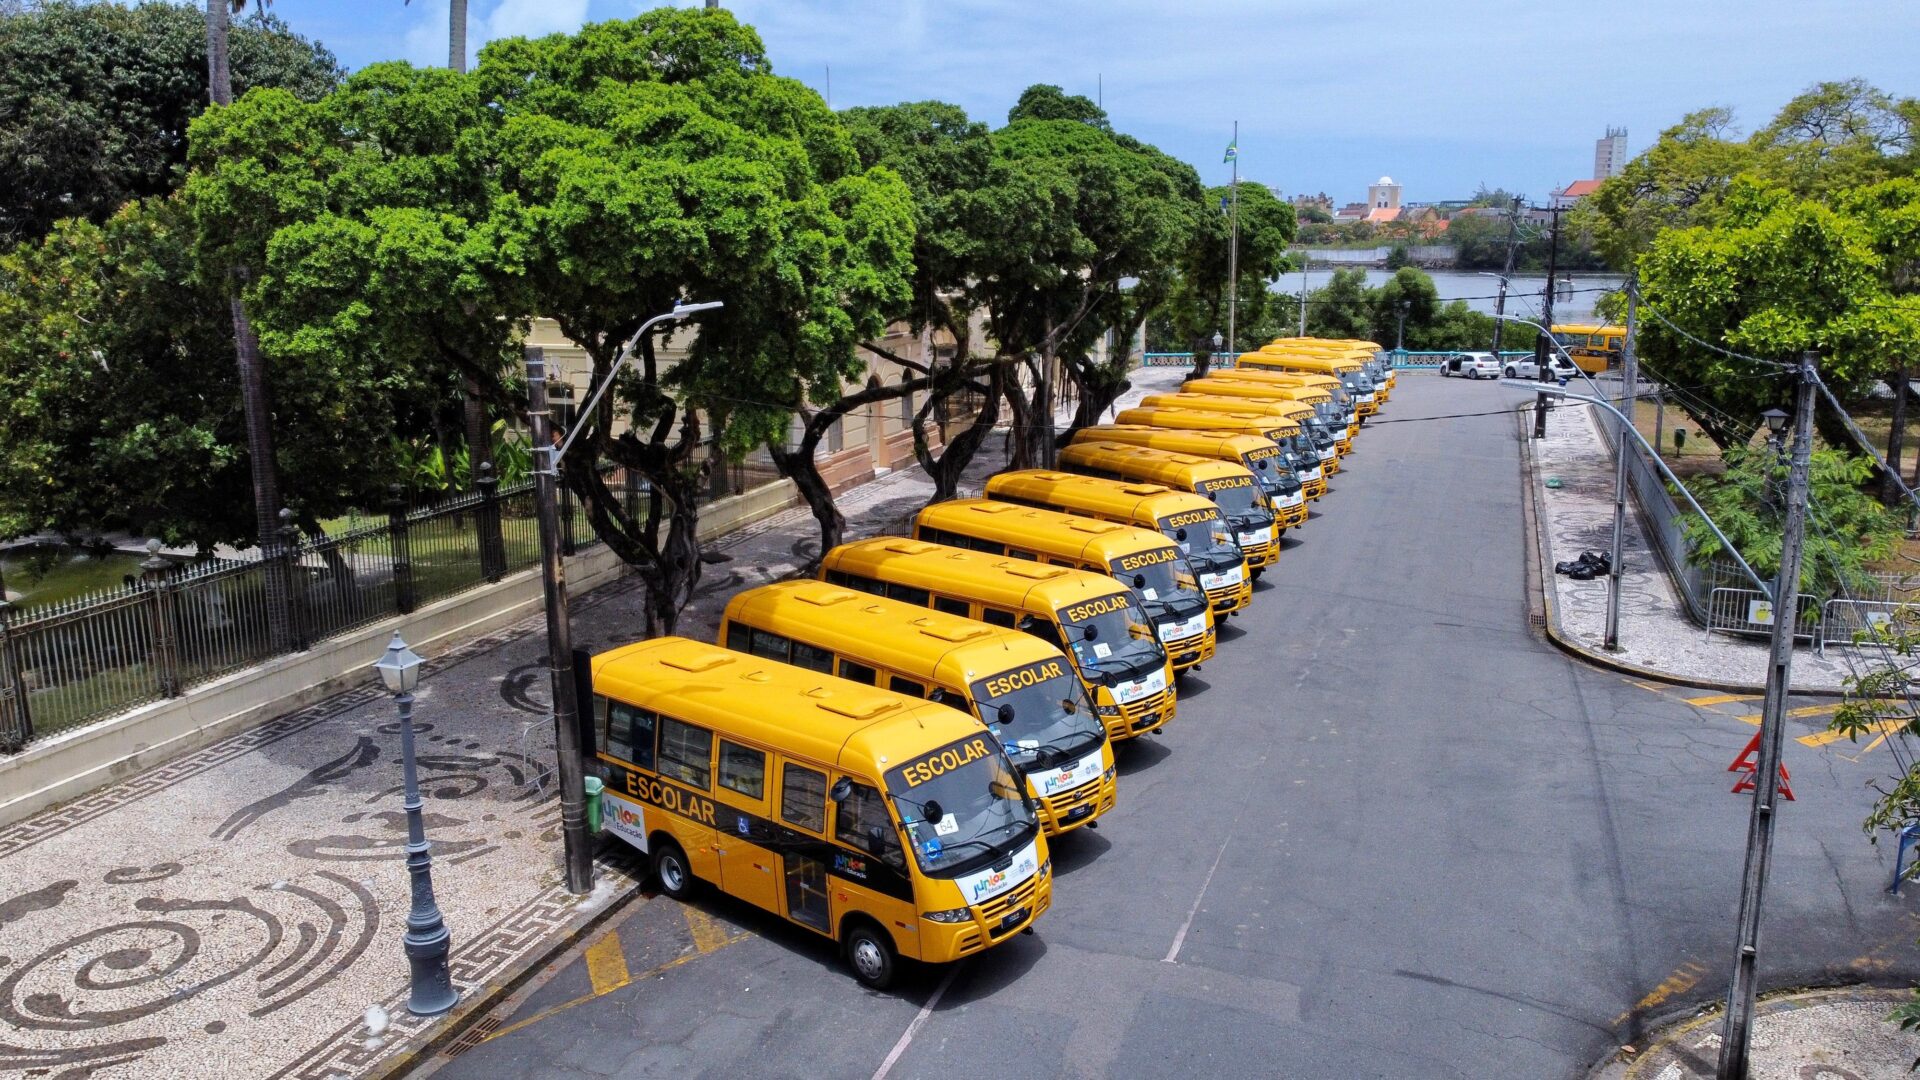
1028;619;1067;652
781;763;827;833
888;676;925;698
749;628;791;664
608;702;653;769
724;622;751;653
657;717;713;789
838;660;878;685
981;607;1016;628
885;582;930;606
933;595;970;617
791;641;834;674
718;740;766;801
834;781;904;871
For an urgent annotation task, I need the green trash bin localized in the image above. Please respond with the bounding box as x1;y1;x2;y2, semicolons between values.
584;775;605;835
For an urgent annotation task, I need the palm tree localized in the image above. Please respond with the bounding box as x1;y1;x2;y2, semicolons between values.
205;0;295;650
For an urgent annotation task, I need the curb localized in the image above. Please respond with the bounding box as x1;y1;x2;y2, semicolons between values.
1513;405;1846;699
367;848;647;1080
1588;984;1915;1080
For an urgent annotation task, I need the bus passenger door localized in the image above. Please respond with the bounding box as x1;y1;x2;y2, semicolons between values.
777;762;833;934
713;740;781;915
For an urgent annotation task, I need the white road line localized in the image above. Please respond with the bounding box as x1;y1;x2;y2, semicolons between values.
871;962;960;1080
1164;833;1233;964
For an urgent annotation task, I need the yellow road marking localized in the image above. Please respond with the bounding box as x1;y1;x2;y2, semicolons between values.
1843;732;1893;763
1734;703;1842;725
1626;680;1669;693
584;930;631;995
685;905;746;953
1684;693;1757;707
1611;961;1708;1026
1798;718;1903;749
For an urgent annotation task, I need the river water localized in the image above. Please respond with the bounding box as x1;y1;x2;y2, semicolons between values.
1271;269;1625;324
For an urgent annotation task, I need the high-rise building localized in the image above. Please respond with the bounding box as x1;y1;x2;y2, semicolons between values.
1594;127;1628;179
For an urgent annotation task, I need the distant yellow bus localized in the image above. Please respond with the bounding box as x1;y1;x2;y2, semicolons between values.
983;469;1253;615
1266;337;1394;396
1068;425;1305;530
1109;407;1324;501
1209;368;1359;444
1134;393;1329;498
1550;324;1626;374
720;581;1117;836
820;538;1177;741
1057;441;1278;572
588;636;1050;989
912;499;1216;671
1180;377;1346;470
1239;351;1378;417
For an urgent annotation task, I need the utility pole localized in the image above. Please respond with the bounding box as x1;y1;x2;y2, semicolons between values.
1716;352;1818;1080
1603;283;1639;651
1532;203;1565;439
525;347;595;896
1491;196;1521;356
1297;261;1309;337
1227;120;1240;356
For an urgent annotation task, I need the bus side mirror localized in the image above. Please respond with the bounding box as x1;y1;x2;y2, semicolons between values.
829;778;853;803
1083;624;1099;641
923;800;944;826
996;703;1015;725
1175;528;1188;541
1132;574;1146;589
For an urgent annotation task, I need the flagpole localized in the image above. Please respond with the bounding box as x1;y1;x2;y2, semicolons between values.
1228;120;1239;357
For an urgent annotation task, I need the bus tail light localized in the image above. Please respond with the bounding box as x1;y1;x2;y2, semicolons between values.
925;907;971;924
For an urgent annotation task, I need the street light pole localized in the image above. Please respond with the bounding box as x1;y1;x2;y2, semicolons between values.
1227;120;1240;356
1603;285;1639;651
1717;354;1817;1080
1394;300;1410;352
374;633;457;1016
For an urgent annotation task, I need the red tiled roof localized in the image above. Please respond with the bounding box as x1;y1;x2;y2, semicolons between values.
1559;179;1603;199
1364;206;1401;222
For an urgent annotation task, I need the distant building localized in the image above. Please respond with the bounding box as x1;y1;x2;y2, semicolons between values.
1334;202;1369;222
1594;127;1628;179
1552;179;1603;208
1291;191;1333;216
1366;175;1402;211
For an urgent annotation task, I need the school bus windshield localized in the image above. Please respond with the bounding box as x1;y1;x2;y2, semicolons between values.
1107;553;1203;617
969;668;1104;772
1199;478;1262;519
886;737;1038;877
1056;593;1163;684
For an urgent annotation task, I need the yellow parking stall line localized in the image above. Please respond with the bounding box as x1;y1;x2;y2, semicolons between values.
1797;718;1904;750
1684;693;1758;707
584;929;632;995
684;905;750;953
1736;703;1842;726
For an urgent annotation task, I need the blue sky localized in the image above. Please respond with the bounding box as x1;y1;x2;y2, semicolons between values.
274;0;1916;207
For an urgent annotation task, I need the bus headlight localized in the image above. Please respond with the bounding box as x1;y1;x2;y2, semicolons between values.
1039;858;1051;880
1103;767;1116;783
1096;703;1120;716
924;907;972;924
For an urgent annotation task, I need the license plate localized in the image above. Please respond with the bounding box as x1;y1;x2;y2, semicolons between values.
1132;712;1160;729
999;907;1029;931
1064;804;1094;822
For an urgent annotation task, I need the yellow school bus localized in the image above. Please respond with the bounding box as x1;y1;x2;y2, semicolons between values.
1179;377;1346;472
983;470;1253;615
1133;394;1330;499
1109;407;1325;501
589;636;1051;989
1057;441;1279;573
1068;425;1306;530
1550;324;1626;374
1266;337;1394;397
820;538;1177;741
1210;368;1359;447
913;499;1216;671
720;582;1117;837
1241;350;1379;417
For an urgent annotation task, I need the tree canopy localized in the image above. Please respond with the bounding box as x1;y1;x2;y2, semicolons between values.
0;0;340;246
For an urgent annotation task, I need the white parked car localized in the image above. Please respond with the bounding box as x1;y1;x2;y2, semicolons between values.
1502;355;1580;381
1437;352;1502;379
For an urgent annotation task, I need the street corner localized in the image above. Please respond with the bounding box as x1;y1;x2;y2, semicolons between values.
1595;987;1920;1080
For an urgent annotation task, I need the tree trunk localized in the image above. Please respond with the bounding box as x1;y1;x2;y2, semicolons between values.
1005;356;1054;471
1191;346;1212;380
915;363;1002;503
768;439;844;558
204;0;232;106
1886;364;1909;503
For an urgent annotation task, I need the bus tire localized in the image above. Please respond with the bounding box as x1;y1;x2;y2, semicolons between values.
652;839;698;901
842;919;898;990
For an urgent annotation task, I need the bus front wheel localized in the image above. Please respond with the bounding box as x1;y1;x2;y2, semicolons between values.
844;920;898;990
652;840;698;901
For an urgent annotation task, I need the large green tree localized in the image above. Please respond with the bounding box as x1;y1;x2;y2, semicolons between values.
1164;179;1297;376
188;9;914;632
0;0;339;246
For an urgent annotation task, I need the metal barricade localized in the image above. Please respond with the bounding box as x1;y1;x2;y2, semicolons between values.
1820;598;1911;652
1704;587;1820;643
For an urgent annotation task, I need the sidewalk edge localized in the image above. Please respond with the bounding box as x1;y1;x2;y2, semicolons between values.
367;855;647;1080
1514;405;1843;698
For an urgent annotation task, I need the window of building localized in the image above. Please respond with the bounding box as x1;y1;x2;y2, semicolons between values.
718;740;766;800
827;416;845;454
781;763;827;832
899;372;915;428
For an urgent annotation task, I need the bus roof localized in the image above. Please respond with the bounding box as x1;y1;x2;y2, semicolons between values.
822;537;1132;615
591;636;983;776
1071;424;1282;461
1111;407;1297;441
1551;323;1626;336
985;469;1223;526
1184;377;1332;404
914;498;1176;564
721;581;1066;694
1060;441;1257;491
1268;336;1381;350
1138;393;1316;422
1240;352;1364;374
1209;368;1341;391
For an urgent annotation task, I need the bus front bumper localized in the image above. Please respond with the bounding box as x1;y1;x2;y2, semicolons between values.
1163;625;1216;671
1274;502;1307;530
1301;476;1327;500
1036;770;1119;837
918;866;1054;962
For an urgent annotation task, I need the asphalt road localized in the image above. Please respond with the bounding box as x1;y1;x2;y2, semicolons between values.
425;373;1920;1080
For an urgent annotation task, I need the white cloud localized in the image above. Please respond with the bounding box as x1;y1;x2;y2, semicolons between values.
483;0;590;41
399;0;453;68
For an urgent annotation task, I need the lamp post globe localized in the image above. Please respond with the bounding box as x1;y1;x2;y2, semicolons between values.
373;632;457;1016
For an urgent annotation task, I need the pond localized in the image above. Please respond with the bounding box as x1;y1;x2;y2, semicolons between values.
0;544;153;611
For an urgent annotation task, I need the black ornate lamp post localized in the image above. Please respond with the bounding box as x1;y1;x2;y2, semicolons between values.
1395;299;1411;352
374;633;457;1016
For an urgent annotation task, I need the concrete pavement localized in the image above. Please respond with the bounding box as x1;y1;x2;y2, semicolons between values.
425;371;1920;1079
